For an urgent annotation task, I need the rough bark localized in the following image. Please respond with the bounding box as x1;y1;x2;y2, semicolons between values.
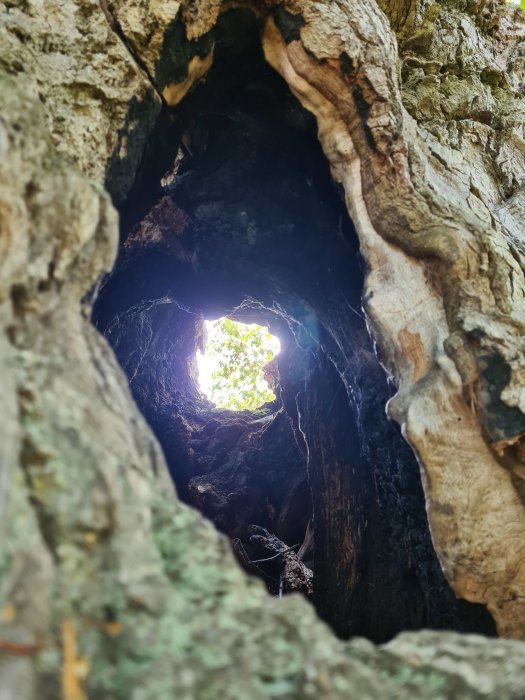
94;39;494;639
0;0;161;203
1;0;525;697
260;2;525;636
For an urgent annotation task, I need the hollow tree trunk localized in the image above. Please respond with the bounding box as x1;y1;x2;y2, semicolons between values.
1;1;525;698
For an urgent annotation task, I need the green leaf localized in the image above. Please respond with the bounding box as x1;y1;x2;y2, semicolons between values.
200;318;280;411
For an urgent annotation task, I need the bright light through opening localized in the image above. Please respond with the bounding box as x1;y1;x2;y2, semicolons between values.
196;318;281;411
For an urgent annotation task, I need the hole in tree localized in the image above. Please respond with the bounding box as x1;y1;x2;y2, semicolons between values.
196;318;281;411
93;8;497;642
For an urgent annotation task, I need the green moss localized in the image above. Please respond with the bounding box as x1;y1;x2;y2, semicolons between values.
480;67;504;88
403;3;443;52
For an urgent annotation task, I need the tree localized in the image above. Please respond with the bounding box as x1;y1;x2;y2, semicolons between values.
3;1;525;698
204;318;279;410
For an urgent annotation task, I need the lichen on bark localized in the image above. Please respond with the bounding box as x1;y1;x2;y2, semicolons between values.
1;0;525;697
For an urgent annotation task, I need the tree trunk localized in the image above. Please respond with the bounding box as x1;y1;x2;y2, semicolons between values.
1;0;525;698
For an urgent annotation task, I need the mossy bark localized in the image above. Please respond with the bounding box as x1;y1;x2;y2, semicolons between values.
1;0;525;697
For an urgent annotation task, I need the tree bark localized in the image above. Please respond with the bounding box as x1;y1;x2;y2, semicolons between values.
1;0;525;697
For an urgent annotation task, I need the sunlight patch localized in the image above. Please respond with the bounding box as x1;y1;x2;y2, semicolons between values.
197;318;281;411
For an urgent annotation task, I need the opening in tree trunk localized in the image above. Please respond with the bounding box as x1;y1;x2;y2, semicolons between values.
94;8;496;643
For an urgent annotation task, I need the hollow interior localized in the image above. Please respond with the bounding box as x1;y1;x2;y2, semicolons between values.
93;8;496;642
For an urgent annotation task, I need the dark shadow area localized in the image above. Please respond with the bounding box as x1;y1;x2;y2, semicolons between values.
94;8;496;642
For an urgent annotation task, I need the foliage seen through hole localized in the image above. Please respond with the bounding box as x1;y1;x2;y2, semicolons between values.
197;318;280;411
